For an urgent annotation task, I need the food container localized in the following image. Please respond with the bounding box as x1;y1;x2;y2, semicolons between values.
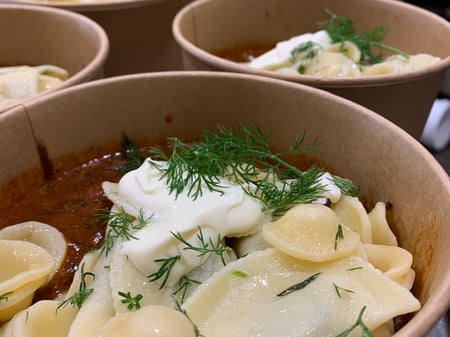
0;71;449;336
172;0;450;139
10;0;192;76
0;4;109;112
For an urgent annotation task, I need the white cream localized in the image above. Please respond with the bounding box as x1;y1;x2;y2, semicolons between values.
116;159;265;285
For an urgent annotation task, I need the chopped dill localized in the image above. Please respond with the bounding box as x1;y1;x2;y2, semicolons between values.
290;41;323;73
175;301;204;337
336;305;374;337
57;263;95;311
148;255;181;289
96;207;151;256
171;227;231;266
172;276;202;304
333;283;354;298
232;270;248;278
334;224;344;250
121;133;146;173
318;9;409;65
118;291;143;311
276;272;321;297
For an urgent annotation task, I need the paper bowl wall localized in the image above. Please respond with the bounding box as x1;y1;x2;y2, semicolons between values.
1;71;449;336
10;0;192;76
172;0;450;140
0;4;109;112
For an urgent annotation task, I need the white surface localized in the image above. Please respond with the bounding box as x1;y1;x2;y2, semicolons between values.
421;98;450;151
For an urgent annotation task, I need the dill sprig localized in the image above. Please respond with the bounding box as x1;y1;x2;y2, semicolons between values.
336;305;374;337
96;207;151;256
118;291;143;311
276;272;321;297
150;125;326;216
318;9;409;65
175;301;204;337
148;255;181;289
251;165;326;217
121;133;146;173
171;227;231;266
334;224;344;250
332;175;360;197
290;41;323;73
172;275;202;304
57;263;95;311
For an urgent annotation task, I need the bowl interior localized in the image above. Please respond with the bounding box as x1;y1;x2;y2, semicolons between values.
1;72;450;336
0;4;109;108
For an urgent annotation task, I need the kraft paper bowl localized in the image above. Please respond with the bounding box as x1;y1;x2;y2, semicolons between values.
10;0;192;76
173;0;450;140
1;72;450;336
0;4;109;112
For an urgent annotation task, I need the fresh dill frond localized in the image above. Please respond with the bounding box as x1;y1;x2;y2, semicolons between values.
175;301;205;337
332;175;360;197
172;276;202;304
253;165;326;217
96;207;151;256
276;272;321;297
57;263;95;311
148;255;181;289
336;305;374;337
118;291;143;311
318;9;409;65
149;125;321;202
171;227;231;266
121;133;147;173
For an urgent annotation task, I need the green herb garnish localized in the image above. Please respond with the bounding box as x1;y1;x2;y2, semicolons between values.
171;227;231;266
118;291;143;311
96;207;151;256
336;305;374;337
276;272;321;297
175;301;204;337
57;263;95;311
290;41;323;73
172;276;202;304
150;125;328;217
333;282;354;298
318;9;409;65
121;133;146;173
0;291;12;302
148;255;181;289
232;270;248;278
334;224;344;250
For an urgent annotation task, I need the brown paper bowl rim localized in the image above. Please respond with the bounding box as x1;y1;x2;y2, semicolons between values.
0;4;109;108
11;70;450;337
172;0;450;88
8;0;168;12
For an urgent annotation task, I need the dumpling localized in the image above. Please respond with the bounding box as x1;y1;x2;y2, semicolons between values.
182;248;420;337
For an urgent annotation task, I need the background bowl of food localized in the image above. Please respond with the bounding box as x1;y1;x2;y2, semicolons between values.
0;4;109;112
8;0;192;76
172;0;450;140
0;71;449;337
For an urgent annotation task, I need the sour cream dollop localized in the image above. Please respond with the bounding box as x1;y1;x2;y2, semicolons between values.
111;159;266;285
